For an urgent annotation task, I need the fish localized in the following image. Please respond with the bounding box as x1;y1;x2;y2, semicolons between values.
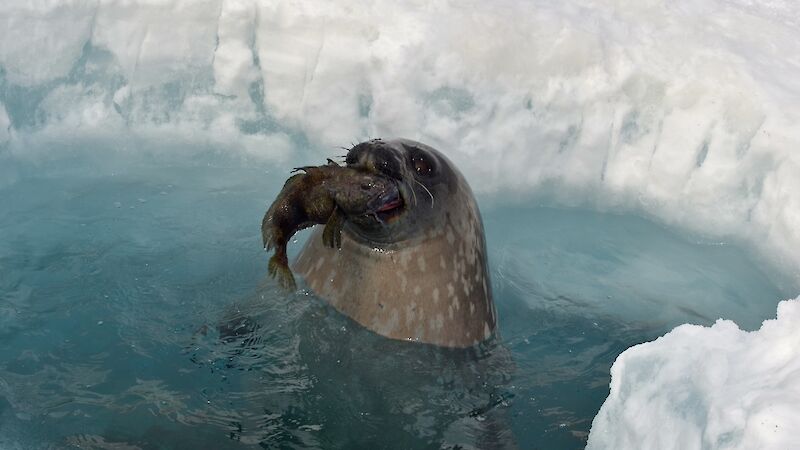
261;159;399;290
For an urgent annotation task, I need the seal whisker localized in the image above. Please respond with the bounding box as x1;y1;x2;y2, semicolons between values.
407;179;419;207
413;178;435;209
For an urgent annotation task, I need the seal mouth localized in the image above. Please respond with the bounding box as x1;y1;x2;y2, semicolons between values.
377;195;402;212
370;188;405;223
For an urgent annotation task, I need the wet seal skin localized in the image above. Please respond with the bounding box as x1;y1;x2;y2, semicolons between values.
261;159;398;290
293;138;496;348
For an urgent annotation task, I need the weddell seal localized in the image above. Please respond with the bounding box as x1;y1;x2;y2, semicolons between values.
288;138;496;348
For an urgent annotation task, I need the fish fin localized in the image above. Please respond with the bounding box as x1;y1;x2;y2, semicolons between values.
322;208;344;249
326;158;340;167
261;228;270;250
261;215;275;250
268;254;297;291
290;166;314;173
291;165;326;175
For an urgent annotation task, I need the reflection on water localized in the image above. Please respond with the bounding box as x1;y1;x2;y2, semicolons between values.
0;152;788;449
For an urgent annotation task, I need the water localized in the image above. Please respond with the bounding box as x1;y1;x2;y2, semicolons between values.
0;148;788;449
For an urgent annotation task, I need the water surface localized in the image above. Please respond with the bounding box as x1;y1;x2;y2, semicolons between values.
0;149;787;449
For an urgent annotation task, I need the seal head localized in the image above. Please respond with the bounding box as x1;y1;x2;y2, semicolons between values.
294;138;496;348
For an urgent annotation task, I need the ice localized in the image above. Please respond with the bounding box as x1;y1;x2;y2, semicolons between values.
0;2;95;86
1;0;798;283
587;295;800;450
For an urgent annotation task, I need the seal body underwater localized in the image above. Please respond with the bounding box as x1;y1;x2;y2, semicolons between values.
294;138;496;348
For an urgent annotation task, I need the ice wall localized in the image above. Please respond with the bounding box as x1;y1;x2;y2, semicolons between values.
587;295;800;450
1;1;799;283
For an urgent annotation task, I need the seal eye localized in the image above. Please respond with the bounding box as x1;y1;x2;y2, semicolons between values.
403;144;436;178
412;155;432;177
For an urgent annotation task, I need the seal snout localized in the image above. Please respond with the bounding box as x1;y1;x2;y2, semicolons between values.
366;182;405;223
374;188;402;213
346;139;404;181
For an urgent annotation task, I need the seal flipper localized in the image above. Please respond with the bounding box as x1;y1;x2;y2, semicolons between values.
322;208;344;249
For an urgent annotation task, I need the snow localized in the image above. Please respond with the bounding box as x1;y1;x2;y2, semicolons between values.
2;0;798;282
587;295;800;450
1;1;799;447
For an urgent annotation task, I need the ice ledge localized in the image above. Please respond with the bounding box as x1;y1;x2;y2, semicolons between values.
587;296;800;450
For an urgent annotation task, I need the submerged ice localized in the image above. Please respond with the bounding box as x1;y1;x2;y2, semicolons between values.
1;0;800;448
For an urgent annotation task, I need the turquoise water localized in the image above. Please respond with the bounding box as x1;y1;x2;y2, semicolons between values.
0;148;788;449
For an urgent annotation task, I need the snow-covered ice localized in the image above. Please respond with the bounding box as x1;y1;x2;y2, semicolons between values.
587;295;800;450
1;0;799;284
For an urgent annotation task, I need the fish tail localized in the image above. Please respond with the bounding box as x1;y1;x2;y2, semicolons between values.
268;253;296;291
